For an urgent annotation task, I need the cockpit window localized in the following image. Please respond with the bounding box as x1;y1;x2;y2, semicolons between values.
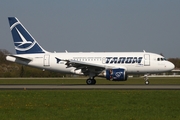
157;58;166;61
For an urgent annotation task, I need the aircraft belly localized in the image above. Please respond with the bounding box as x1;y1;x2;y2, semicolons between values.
50;63;72;73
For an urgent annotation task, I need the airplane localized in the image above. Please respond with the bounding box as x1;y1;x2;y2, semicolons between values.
6;17;175;85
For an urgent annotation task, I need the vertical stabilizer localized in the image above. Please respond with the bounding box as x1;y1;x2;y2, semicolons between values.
8;17;48;54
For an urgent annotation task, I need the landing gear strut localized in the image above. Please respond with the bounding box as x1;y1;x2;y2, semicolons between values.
86;78;96;85
144;75;149;85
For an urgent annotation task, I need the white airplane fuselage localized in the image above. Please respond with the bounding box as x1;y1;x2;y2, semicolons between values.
6;52;174;75
6;17;175;85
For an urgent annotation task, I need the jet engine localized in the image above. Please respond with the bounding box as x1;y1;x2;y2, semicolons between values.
105;68;128;81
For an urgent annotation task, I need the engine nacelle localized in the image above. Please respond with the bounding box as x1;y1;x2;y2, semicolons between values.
105;68;128;81
71;69;84;75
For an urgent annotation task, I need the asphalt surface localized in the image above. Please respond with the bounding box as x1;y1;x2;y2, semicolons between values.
0;84;180;90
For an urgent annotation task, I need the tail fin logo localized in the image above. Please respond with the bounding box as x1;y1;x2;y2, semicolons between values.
8;17;46;54
11;22;36;52
15;28;32;47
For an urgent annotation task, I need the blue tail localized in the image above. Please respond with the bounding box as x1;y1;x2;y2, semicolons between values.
8;17;47;54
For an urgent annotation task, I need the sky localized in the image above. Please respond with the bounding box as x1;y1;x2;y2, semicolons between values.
0;0;180;58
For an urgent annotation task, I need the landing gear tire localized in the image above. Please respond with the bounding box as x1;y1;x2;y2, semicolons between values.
86;79;96;85
93;79;96;84
86;79;92;85
145;80;149;85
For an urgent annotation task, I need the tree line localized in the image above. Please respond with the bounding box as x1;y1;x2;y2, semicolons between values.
168;58;180;69
0;49;179;77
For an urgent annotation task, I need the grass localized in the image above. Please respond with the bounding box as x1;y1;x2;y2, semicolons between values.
0;77;180;84
0;90;180;120
0;77;180;119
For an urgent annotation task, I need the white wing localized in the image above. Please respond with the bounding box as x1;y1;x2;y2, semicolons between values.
64;60;106;75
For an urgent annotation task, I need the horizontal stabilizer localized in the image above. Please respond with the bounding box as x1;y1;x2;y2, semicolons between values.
6;55;33;62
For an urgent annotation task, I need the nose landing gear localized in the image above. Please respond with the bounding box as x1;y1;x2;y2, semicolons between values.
144;74;149;85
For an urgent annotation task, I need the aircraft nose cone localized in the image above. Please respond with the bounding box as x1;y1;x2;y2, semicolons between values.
168;62;175;70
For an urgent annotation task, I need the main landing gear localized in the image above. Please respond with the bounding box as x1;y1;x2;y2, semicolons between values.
86;78;96;85
144;74;149;85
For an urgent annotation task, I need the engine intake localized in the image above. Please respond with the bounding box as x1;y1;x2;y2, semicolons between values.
106;68;127;81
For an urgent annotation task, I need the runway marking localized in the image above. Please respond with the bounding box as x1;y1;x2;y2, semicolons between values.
0;84;180;90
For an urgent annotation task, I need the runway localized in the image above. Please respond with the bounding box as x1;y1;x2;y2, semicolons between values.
0;84;180;90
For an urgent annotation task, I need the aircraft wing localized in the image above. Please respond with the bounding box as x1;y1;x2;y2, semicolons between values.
64;60;107;75
65;60;105;69
63;59;127;75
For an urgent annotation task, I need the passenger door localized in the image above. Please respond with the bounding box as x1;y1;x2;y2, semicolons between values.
44;55;50;66
144;54;150;66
